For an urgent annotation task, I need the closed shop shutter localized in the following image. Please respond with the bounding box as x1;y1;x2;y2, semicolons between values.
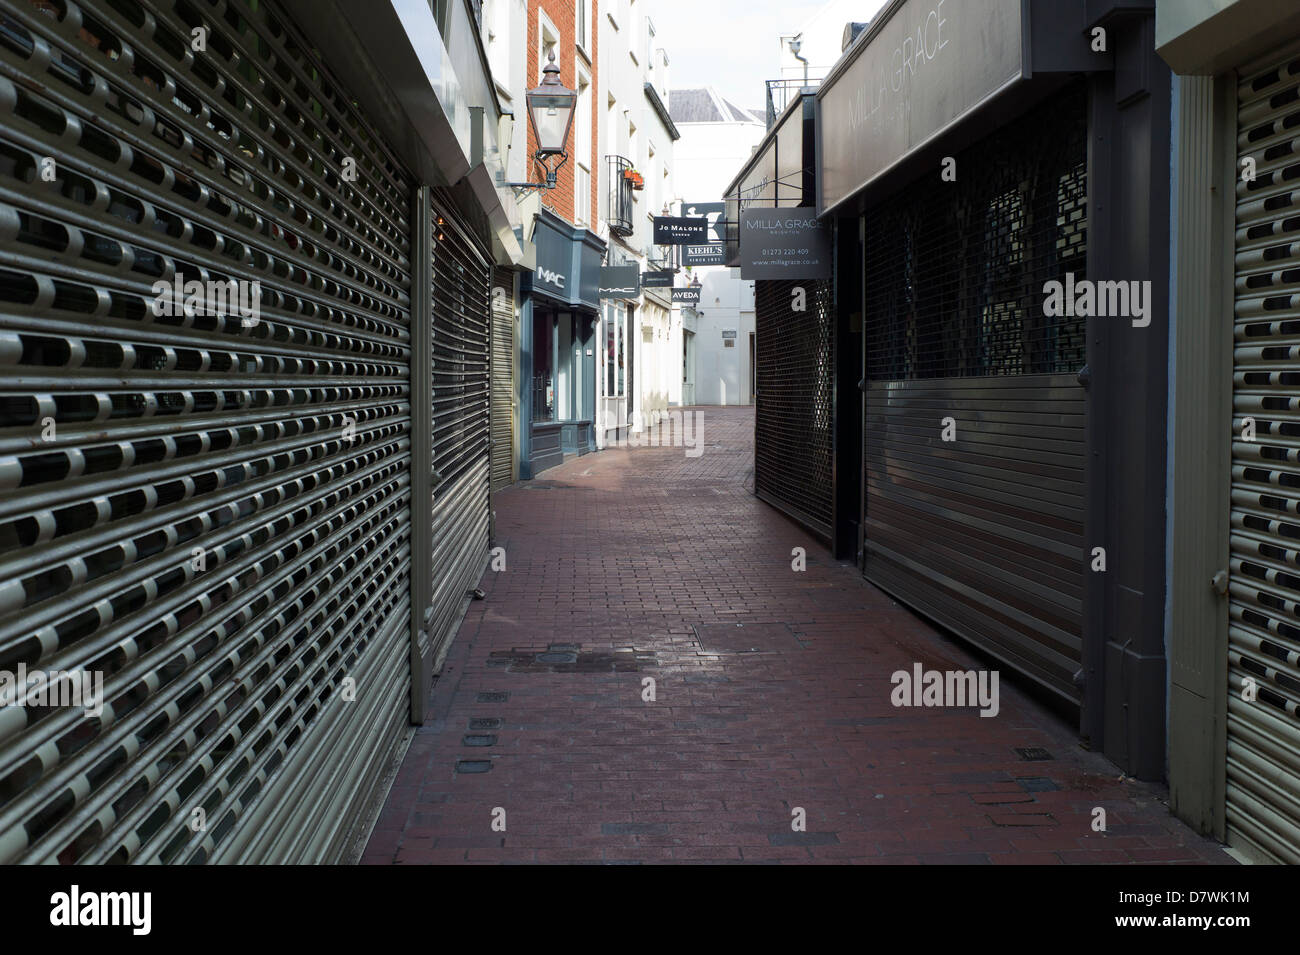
490;266;515;491
861;83;1088;703
426;194;490;668
754;277;834;540
1225;51;1300;864
0;0;414;862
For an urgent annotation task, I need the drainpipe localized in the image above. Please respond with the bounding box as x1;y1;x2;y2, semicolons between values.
789;34;809;89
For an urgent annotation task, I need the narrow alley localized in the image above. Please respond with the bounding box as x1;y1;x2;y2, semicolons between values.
363;407;1225;865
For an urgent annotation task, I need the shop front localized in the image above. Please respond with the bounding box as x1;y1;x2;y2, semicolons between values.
815;0;1172;779
725;93;840;547
0;0;522;863
520;210;604;478
1159;0;1300;864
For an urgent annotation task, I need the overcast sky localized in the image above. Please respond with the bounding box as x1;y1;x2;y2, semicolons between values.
650;0;832;109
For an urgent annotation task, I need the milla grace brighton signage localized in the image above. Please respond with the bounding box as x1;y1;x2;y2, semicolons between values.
739;207;831;280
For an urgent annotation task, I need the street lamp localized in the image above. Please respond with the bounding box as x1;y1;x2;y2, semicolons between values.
503;53;577;196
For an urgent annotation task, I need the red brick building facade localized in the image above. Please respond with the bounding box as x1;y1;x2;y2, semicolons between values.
527;0;600;226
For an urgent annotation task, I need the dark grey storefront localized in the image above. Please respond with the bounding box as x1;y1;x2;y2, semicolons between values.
725;94;841;547
810;0;1173;779
520;211;603;478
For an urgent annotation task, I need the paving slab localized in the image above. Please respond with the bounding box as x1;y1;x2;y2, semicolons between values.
363;406;1230;866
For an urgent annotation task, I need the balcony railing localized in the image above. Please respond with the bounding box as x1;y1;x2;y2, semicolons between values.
765;78;820;129
605;155;636;238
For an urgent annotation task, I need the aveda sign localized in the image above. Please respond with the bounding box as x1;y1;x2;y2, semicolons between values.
819;0;1024;213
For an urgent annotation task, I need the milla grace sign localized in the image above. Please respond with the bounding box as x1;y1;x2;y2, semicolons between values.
739;207;831;280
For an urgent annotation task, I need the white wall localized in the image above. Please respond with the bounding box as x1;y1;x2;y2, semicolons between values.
671;94;765;406
480;0;530;183
691;271;755;406
598;1;678;438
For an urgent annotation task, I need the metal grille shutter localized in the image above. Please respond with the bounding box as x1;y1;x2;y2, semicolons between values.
861;84;1088;703
426;194;489;668
490;266;515;492
1226;51;1300;864
0;0;414;863
754;277;833;540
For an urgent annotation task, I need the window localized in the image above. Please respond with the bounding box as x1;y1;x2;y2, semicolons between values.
605;304;625;398
606;95;619;157
647;142;656;213
577;0;590;54
532;310;554;422
575;69;592;226
537;11;559;84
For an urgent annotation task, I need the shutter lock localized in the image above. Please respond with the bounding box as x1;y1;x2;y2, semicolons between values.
1211;570;1229;596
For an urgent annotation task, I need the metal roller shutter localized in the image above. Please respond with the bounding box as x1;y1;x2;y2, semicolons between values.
862;83;1088;703
1226;50;1300;864
490;266;515;492
754;277;833;541
0;0;414;863
426;194;489;669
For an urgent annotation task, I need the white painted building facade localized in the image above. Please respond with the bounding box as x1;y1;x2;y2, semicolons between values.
596;0;681;445
669;88;765;406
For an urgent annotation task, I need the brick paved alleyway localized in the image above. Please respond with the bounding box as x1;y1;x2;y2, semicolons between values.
363;406;1227;864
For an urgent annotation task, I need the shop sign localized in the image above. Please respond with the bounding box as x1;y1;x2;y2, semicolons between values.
654;216;709;245
739;207;831;280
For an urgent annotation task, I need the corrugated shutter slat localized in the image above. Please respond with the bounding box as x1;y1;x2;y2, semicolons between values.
0;0;413;863
1226;51;1300;864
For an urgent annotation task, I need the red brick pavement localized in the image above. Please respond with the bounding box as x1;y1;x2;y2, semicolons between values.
362;406;1229;865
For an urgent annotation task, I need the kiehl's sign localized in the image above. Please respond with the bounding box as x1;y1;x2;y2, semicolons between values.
818;0;1024;213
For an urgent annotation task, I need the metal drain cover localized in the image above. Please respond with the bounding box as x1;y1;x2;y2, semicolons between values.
469;718;502;731
476;692;509;703
1016;776;1059;792
1015;747;1054;761
456;759;492;774
536;651;577;664
462;734;497;747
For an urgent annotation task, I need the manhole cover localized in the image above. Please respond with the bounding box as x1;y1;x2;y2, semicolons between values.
469;717;502;731
462;734;497;747
455;759;492;774
536;651;577;664
1015;747;1054;761
548;643;580;653
476;691;509;703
